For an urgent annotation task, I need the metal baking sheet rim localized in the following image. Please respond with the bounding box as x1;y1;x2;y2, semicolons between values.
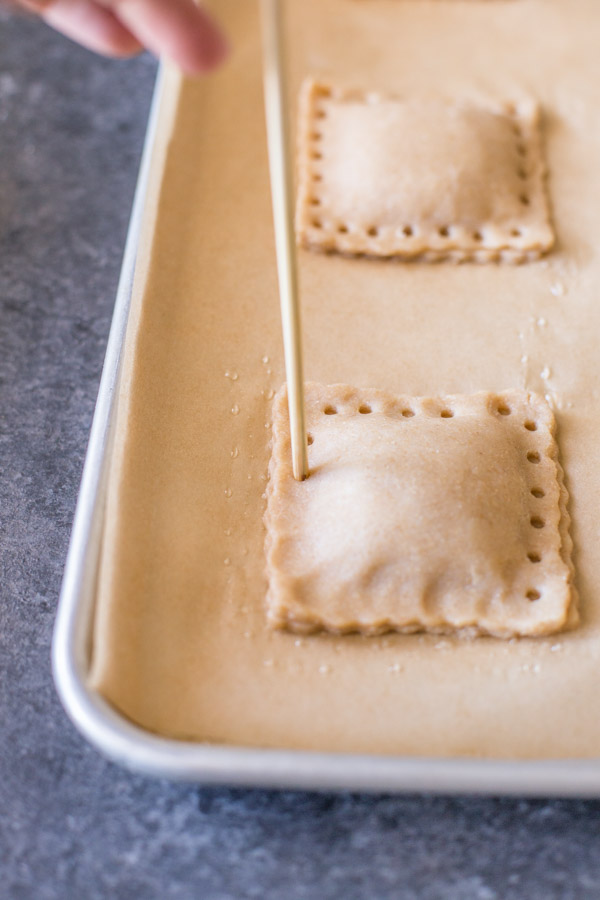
52;66;600;797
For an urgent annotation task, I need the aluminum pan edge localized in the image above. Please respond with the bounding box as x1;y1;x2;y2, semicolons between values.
52;66;600;797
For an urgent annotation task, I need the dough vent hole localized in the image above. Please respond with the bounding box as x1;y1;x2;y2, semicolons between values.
401;408;415;418
402;225;414;237
524;420;537;431
497;403;511;416
531;487;545;499
440;409;454;418
438;226;450;238
526;589;541;602
527;451;541;464
358;404;372;414
530;516;545;529
528;552;542;564
520;194;530;206
367;226;379;237
323;405;337;415
473;231;483;243
307;433;314;445
338;224;348;234
312;218;323;229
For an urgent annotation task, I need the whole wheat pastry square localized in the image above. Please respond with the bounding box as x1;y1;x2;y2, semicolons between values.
296;80;554;262
265;383;576;637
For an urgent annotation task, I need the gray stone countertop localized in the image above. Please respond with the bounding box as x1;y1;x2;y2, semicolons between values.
1;10;600;900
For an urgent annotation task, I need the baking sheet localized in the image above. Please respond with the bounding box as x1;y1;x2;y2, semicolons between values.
57;0;600;780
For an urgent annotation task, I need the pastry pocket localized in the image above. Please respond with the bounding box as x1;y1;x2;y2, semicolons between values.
265;383;576;637
296;80;554;262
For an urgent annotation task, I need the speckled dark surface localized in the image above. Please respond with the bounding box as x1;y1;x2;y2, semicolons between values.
2;10;600;900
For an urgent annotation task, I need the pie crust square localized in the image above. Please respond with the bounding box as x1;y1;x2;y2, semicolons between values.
296;80;554;262
265;383;576;637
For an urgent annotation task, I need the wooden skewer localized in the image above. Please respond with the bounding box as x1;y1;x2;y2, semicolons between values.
260;0;309;481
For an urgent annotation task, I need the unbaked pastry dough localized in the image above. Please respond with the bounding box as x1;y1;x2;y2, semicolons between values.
296;80;554;262
265;383;576;637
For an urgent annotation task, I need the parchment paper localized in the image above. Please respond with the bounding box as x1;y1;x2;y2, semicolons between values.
90;0;600;758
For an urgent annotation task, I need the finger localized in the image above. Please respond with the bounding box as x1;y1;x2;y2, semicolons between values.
99;0;228;74
22;0;143;57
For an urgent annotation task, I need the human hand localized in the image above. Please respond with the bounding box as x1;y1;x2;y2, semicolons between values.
15;0;228;74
